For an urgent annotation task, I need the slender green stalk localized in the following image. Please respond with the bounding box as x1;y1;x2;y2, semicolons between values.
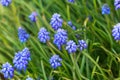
41;60;47;80
70;54;76;80
67;4;70;20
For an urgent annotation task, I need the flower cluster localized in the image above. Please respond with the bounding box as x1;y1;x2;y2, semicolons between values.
29;12;37;22
13;47;31;71
50;13;63;30
1;62;14;79
67;21;76;30
101;4;110;14
114;0;120;10
112;23;120;40
53;29;68;50
78;40;87;51
0;0;12;6
38;27;50;43
66;40;77;53
68;0;75;3
18;27;30;43
49;55;62;69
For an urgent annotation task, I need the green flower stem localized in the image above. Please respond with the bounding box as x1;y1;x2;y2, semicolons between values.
41;60;47;80
70;53;76;80
67;4;70;20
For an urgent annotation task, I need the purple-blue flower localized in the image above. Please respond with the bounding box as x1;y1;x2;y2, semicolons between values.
29;12;37;22
67;21;73;26
49;55;62;69
13;48;30;71
68;0;75;3
26;77;33;80
71;26;76;30
38;27;50;43
112;23;120;40
114;0;120;10
50;13;63;30
101;4;110;14
0;0;12;6
78;40;87;51
18;27;30;43
21;48;31;61
53;29;68;50
67;21;76;30
66;40;77;53
1;62;14;79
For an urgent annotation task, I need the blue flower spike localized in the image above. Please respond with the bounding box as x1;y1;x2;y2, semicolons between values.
38;27;50;43
29;12;37;22
50;13;63;30
112;23;120;40
101;4;110;14
66;40;77;53
18;27;30;43
1;62;14;79
1;0;12;6
78;40;87;51
53;29;68;50
49;55;62;69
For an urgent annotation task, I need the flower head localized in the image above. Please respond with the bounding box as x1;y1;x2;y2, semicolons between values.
114;0;120;10
0;0;12;6
49;55;62;69
53;29;68;50
13;48;30;71
26;77;33;80
50;13;63;30
101;4;110;14
29;12;37;22
78;40;87;51
18;27;30;43
21;48;31;61
112;23;120;40
38;27;50;43
1;62;14;79
68;0;75;3
66;40;77;53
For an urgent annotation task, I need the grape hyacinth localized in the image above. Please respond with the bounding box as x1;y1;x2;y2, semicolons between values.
21;48;31;61
50;13;63;30
1;62;14;79
38;27;50;43
67;21;76;30
49;55;62;69
26;77;33;80
68;0;75;3
78;40;87;51
112;23;120;40
13;48;30;71
67;21;73;26
0;0;12;6
101;4;110;14
18;27;30;43
53;29;68;50
66;40;77;53
29;12;37;22
114;0;120;10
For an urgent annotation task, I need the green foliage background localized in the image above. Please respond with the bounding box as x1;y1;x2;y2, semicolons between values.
0;0;120;80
